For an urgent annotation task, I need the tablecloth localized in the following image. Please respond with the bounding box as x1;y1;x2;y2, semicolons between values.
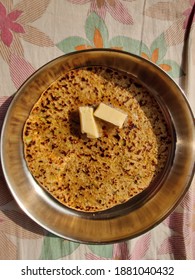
0;0;194;260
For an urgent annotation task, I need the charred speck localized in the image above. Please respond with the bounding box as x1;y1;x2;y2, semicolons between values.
129;123;137;130
113;134;120;141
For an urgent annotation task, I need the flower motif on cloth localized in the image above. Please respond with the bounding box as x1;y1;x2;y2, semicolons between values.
67;0;135;24
39;232;152;260
0;0;54;63
0;0;54;89
57;12;183;78
57;12;114;50
140;34;184;78
145;0;195;46
0;2;25;47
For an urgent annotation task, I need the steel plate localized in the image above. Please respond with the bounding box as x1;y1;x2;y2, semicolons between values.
1;49;195;243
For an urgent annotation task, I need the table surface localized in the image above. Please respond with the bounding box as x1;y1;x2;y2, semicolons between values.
0;0;194;260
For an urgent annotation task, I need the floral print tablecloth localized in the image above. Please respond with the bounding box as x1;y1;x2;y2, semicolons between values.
0;0;194;260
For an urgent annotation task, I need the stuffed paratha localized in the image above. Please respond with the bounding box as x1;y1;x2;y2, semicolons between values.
23;66;171;212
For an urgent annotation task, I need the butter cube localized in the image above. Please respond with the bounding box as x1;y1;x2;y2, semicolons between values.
94;103;127;128
79;106;99;138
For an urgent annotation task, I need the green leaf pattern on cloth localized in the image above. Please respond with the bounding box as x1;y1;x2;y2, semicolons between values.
40;233;80;259
85;12;109;47
88;244;113;259
39;233;114;260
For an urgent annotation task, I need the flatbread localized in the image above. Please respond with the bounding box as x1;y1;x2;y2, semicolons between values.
23;66;171;212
